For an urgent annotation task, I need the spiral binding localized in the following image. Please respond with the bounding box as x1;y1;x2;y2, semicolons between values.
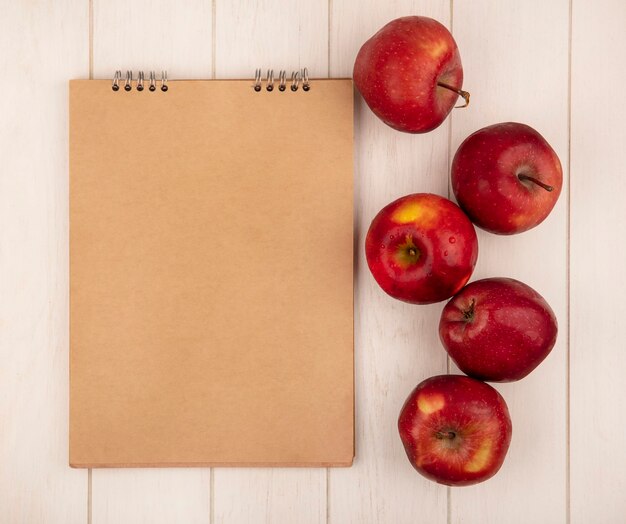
112;70;168;92
253;68;310;92
111;68;310;93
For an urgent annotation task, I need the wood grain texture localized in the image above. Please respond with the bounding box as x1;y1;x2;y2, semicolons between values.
212;1;329;522
215;0;328;78
214;469;326;524
92;469;210;524
449;1;569;522
0;1;89;523
92;0;212;78
570;0;626;522
90;1;213;522
4;0;626;521
329;3;451;523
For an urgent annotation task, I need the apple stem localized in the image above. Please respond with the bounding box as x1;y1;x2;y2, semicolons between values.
408;248;417;257
435;431;456;440
463;299;476;322
437;82;470;108
518;174;554;192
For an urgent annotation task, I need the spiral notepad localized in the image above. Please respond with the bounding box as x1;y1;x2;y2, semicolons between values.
69;70;354;467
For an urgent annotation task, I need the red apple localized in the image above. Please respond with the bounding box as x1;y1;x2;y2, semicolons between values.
366;193;478;304
353;16;467;133
398;374;512;486
451;122;563;234
439;277;558;382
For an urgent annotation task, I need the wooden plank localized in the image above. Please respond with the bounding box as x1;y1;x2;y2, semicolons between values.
90;1;212;522
211;1;328;523
214;0;328;78
92;0;212;78
570;0;626;521
449;1;569;523
0;2;89;523
329;3;452;523
92;469;210;524
214;469;326;524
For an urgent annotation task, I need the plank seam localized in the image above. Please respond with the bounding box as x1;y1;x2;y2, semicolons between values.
566;0;573;523
87;0;94;518
88;0;93;79
326;467;330;524
87;469;92;524
211;0;216;78
210;0;215;513
327;1;332;520
327;0;332;78
210;468;214;524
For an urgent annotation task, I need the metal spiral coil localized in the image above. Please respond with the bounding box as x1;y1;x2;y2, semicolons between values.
110;69;308;93
253;68;310;92
111;70;168;92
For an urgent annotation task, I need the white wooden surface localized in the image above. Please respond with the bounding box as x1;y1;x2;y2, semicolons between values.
570;2;626;523
330;2;450;523
0;2;88;523
1;0;625;522
448;2;569;523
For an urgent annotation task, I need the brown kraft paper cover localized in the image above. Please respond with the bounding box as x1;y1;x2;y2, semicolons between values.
69;79;354;467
